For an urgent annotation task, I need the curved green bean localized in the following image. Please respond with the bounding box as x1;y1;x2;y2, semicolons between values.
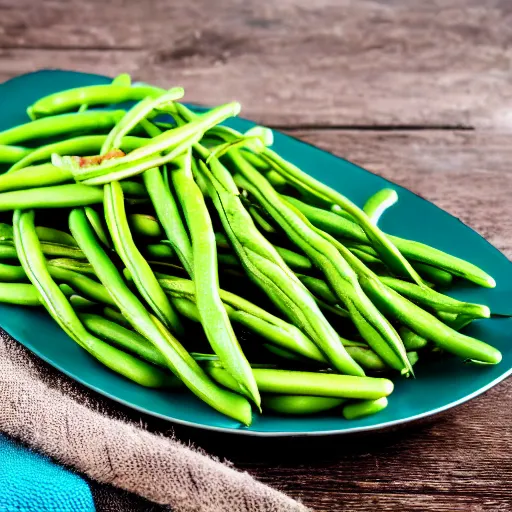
69;208;252;425
13;209;175;388
208;367;394;399
399;327;428;351
262;395;344;415
171;151;260;406
0;145;31;164
128;214;162;238
343;397;388;420
104;181;183;335
363;188;398;225
0;110;125;146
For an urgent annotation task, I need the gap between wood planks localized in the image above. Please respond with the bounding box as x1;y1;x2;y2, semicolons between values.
270;124;474;132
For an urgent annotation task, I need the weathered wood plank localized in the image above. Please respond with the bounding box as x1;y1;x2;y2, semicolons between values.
0;0;511;128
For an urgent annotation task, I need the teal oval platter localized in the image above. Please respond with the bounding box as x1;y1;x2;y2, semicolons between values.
0;70;510;436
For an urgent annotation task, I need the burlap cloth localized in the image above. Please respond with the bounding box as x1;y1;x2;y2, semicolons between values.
0;158;509;511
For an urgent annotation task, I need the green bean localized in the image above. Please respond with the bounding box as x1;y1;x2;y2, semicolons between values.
128;214;162;238
0;145;31;164
399;327;428;350
195;158;364;376
85;207;111;247
13;209;175;388
363;188;398;225
48;266;115;306
414;263;453;287
379;275;489;318
233;167;410;374
59;283;75;297
343;397;388;420
0;163;73;192
345;346;387;371
28;83;167;119
0;261;27;282
69;208;252;425
283;196;494;288
248;205;276;233
47;258;95;276
262;395;344;415
103;306;131;328
208;367;394;399
79;312;169;369
0;245;17;260
263;344;311;363
9;135;147;173
0;110;126;146
260;149;424;285
35;226;78;247
69;295;97;310
0;181;146;211
171;151;260;406
437;312;474;331
407;351;419;367
56;103;241;185
144;243;175;260
0;282;40;306
104;181;183;335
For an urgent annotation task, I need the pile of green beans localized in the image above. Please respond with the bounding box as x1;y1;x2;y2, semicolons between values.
0;75;502;425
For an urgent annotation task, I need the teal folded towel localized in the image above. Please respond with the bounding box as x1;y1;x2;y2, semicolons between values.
0;435;95;512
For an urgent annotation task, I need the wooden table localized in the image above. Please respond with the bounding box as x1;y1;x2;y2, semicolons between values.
2;1;511;510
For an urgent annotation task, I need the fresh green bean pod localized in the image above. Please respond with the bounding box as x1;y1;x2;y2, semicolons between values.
0;262;27;282
68;295;97;309
0;245;18;260
260;149;424;285
0;110;126;146
379;275;490;318
343;397;388;420
9;135;147;173
69;208;252;425
399;327;428;351
283;196;495;288
0;145;31;164
128;214;162;238
79;312;170;369
144;243;175;260
171;151;260;406
59;283;75;297
208;367;394;400
104;181;183;335
28;83;167;119
195;157;364;377
0;282;40;305
47;258;95;276
0;181;146;211
414;263;453;287
55;103;241;185
233;167;410;374
262;395;345;415
0;163;73;192
85;207;111;247
35;226;78;247
103;306;132;328
363;188;398;225
248;205;276;233
13;209;175;388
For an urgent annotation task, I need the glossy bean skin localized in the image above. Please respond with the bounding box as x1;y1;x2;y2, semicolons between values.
0;145;31;164
232;164;409;374
128;214;162;238
284;195;495;288
208;367;394;400
171;151;260;407
13;209;176;388
262;395;345;415
28;83;166;118
69;208;253;425
0;282;40;305
194;156;363;377
343;397;388;420
9;135;147;173
104;181;183;334
363;188;398;225
0;181;146;211
0;110;126;146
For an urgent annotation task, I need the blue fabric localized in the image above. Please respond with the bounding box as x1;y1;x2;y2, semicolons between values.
0;435;95;512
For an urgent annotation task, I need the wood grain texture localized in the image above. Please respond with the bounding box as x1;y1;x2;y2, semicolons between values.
0;0;512;128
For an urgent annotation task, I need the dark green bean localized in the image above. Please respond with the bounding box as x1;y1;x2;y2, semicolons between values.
399;327;428;350
128;214;162;238
69;208;252;425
